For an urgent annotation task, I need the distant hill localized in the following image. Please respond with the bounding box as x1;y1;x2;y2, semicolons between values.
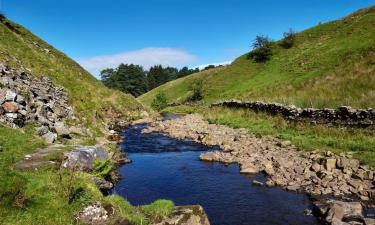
139;6;375;109
0;15;144;134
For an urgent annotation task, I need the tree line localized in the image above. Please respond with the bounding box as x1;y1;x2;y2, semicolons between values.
101;64;201;97
100;64;219;97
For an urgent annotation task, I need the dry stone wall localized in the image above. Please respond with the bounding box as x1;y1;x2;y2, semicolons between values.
0;63;73;143
212;100;375;127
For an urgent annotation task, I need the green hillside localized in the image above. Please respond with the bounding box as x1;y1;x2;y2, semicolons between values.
0;16;144;134
139;6;375;109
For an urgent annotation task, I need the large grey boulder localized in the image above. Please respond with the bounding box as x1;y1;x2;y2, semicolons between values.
62;146;109;171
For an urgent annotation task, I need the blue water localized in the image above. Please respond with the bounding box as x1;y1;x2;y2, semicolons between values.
114;123;321;225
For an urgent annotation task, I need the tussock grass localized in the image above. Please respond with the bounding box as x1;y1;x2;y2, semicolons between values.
140;6;375;109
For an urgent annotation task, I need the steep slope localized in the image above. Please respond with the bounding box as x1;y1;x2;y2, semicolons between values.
0;16;144;135
139;6;375;109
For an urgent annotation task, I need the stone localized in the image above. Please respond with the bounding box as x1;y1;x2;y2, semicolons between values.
16;94;25;104
252;180;264;186
2;102;18;113
5;90;16;101
93;177;113;190
42;132;56;144
337;158;360;170
364;218;375;225
54;121;70;137
325;158;337;172
5;113;18;119
36;126;49;136
154;205;210;225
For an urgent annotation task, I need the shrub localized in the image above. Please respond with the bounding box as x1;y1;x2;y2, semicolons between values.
187;80;203;102
248;35;273;62
151;92;168;111
280;28;296;49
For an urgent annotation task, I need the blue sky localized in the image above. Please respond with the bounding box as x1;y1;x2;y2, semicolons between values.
2;0;374;77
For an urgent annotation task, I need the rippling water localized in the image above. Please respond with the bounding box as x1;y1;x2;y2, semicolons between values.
113;123;321;225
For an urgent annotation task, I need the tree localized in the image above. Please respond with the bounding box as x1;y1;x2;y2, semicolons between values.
279;28;296;49
151;92;168;111
147;65;165;90
100;64;148;97
203;65;215;70
248;35;273;62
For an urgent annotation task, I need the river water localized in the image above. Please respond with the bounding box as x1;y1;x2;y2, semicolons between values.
113;122;321;225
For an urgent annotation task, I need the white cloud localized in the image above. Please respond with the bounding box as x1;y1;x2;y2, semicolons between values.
77;48;196;78
196;60;232;70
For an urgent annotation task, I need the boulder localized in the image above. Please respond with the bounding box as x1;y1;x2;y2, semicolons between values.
154;205;210;225
63;146;108;171
2;102;18;113
325;158;337;172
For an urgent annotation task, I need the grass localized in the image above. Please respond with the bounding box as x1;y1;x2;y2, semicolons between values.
0;17;145;137
164;106;375;167
139;6;375;109
0;126;175;225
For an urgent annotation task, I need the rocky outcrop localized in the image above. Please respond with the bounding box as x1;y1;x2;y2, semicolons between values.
143;114;375;203
211;100;375;127
0;63;73;143
153;205;210;225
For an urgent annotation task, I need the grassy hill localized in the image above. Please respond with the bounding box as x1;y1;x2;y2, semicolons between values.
139;6;375;109
140;6;375;167
0;15;145;135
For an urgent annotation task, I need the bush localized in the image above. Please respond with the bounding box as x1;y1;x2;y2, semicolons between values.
248;35;273;62
280;28;296;49
187;80;203;102
151;92;168;111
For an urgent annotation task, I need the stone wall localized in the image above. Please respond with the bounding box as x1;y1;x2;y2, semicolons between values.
211;100;375;127
0;63;73;143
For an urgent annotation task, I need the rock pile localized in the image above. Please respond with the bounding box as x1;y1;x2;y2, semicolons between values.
0;63;73;143
143;114;375;223
212;100;375;127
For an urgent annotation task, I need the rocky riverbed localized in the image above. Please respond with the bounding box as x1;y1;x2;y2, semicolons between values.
142;114;375;225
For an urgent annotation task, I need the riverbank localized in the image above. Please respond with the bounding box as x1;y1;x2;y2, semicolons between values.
143;114;375;224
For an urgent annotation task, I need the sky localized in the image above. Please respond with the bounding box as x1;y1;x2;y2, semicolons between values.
1;0;374;78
